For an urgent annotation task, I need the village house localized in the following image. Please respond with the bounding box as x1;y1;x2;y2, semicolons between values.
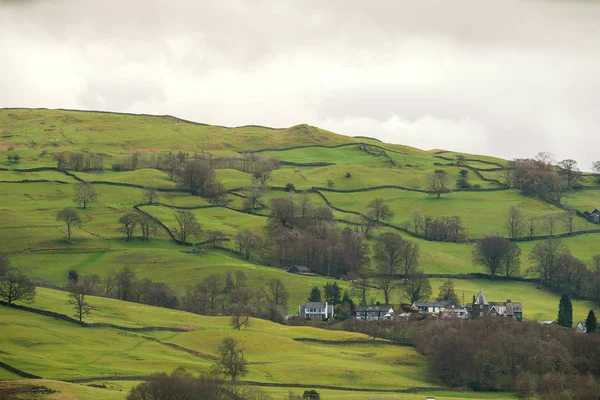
441;305;469;319
354;305;394;321
412;300;458;314
582;208;600;224
299;302;334;319
466;289;523;321
287;265;312;275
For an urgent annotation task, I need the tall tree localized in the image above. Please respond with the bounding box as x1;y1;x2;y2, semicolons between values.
263;279;289;309
436;279;460;305
401;272;432;304
350;276;370;306
268;197;298;227
137;213;157;240
561;211;576;235
426;170;451;199
323;282;342;306
205;230;226;248
557;159;580;189
373;232;406;304
472;234;513;278
177;159;216;196
592;161;600;174
142;186;159;204
585;310;597;333
502;243;522;278
308;286;321;302
212;337;248;381
173;210;202;244
242;185;265;210
557;294;573;328
506;206;525;240
68;282;91;322
73;183;97;209
119;212;138;240
56;207;82;243
528;238;569;286
366;198;394;223
410;209;425;235
229;303;252;330
235;230;264;260
0;264;36;304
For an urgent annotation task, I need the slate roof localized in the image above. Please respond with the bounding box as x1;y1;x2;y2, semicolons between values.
355;305;394;312
303;302;328;308
487;301;522;316
413;301;447;308
292;265;310;273
474;288;489;305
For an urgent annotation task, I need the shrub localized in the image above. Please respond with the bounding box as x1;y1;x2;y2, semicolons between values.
327;179;335;188
345;172;351;178
285;183;295;192
473;184;481;189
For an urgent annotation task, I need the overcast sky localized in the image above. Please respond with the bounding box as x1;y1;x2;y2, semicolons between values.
1;0;599;167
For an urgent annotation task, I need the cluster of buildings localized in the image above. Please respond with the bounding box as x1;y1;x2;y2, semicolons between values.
583;208;600;224
299;289;523;321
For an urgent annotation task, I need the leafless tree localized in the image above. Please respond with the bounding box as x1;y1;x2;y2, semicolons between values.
561;211;576;235
350;276;370;306
0;264;36;304
205;230;226;248
103;268;118;296
56;207;82;243
263;279;289;309
68;282;91;322
506;206;525;240
527;214;538;240
268;197;298;227
426;170;451;199
117;265;137;301
142;186;159;204
401;272;432;303
137;213;157;240
502;243;522;277
592;161;600;174
119;212;138;240
229;303;252;330
366;198;394;223
235;230;264;260
410;209;425;235
73;183;97;209
177;159;216;196
528;238;569;286
212;337;248;381
544;213;558;236
252;157;280;185
243;185;265;210
173;210;202;244
473;234;515;278
202;274;223;314
557;159;581;189
501;165;515;188
374;232;407;303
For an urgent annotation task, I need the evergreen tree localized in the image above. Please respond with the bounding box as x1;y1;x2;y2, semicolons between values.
436;279;460;305
323;282;342;306
308;286;321;302
585;310;597;333
341;291;355;312
557;294;573;328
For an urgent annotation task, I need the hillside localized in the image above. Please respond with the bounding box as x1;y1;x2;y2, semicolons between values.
1;108;599;399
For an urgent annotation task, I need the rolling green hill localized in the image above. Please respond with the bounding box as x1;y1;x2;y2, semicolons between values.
1;108;599;399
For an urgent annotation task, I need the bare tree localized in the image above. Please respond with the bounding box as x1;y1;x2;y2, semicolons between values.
502;243;522;277
399;241;420;279
374;232;407;304
593;254;600;272
56;207;82;243
426;170;451;199
472;234;513;278
557;159;581;189
268;197;298;227
561;211;576;235
119;212;138;240
229;303;252;330
173;210;202;244
410;209;425;235
506;206;525;240
544;214;558;236
528;238;569;286
73;183;97;209
177;159;216;196
142;186;159;204
103;268;118;296
527;215;538;240
235;230;264;260
253;157;280;185
68;282;91;322
263;279;289;309
137;213;157;240
501;166;515;188
401;272;432;304
243;185;264;210
350;276;370;306
212;337;248;381
205;230;226;248
367;198;394;223
592;161;600;174
0;264;36;304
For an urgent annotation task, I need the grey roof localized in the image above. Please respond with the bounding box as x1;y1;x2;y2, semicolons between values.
355;305;394;312
303;302;328;307
474;289;489;305
293;265;310;272
487;302;523;316
413;301;447;308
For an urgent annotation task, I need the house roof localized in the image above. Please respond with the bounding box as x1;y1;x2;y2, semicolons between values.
293;265;310;272
487;302;522;316
413;301;447;308
355;306;394;312
303;302;329;308
474;289;488;305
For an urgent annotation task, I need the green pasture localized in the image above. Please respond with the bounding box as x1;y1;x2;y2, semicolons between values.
430;151;507;166
323;188;589;238
0;169;77;183
562;189;600;214
75;169;176;189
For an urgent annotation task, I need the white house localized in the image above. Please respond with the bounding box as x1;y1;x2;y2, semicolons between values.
441;305;468;319
412;300;457;314
299;302;334;319
354;305;394;320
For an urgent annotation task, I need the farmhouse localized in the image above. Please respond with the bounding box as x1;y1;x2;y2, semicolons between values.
287;265;312;275
412;300;458;314
466;289;523;321
354;305;394;320
299;302;334;319
582;208;600;224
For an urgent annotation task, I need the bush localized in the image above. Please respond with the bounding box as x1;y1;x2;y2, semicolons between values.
345;172;351;178
327;179;335;188
473;184;481;189
285;183;295;192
